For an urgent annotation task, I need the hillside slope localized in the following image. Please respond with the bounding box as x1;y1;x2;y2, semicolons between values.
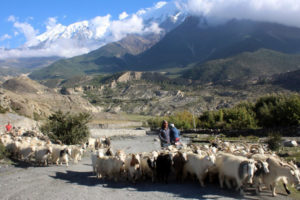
181;49;300;84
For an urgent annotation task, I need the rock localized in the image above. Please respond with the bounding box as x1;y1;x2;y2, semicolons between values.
283;140;298;147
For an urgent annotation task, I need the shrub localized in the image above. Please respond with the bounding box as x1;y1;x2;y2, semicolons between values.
0;105;8;114
254;94;300;127
266;132;282;151
0;143;9;160
40;110;91;145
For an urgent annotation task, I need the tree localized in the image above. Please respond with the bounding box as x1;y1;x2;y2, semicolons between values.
41;110;91;145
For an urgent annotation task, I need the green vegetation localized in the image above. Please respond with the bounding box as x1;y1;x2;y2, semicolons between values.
0;143;9;160
199;94;300;130
40;110;91;145
148;94;300;131
148;110;199;130
0;105;8;114
266;132;282;151
182;49;300;85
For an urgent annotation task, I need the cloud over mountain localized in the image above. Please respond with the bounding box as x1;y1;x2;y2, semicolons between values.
178;0;300;27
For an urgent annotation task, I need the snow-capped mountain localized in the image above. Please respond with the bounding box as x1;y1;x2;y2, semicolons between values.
15;1;186;59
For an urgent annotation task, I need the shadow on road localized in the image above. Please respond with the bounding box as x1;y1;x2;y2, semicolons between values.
50;170;267;200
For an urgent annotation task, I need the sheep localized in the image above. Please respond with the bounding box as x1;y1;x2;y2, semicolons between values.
18;144;36;161
257;157;300;196
140;151;158;182
87;137;96;149
35;146;52;166
183;153;216;187
156;152;173;184
50;145;72;166
70;145;84;164
172;151;187;182
91;149;106;175
58;147;72;166
95;156;124;181
216;152;257;194
115;150;126;162
125;153;141;183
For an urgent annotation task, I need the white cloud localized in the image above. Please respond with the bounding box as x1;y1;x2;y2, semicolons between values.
177;0;300;27
90;15;111;39
110;14;162;41
155;1;168;9
0;34;12;41
8;16;39;46
119;12;129;20
46;17;58;30
8;15;16;22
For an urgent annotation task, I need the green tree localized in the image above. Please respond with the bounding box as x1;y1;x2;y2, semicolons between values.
41;110;91;145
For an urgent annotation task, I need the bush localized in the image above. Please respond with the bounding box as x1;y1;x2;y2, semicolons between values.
0;105;8;114
254;94;300;127
40;110;91;145
147;110;198;130
199;102;257;130
266;132;282;151
0;143;9;160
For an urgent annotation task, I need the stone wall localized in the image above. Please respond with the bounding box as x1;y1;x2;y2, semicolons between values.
90;128;147;138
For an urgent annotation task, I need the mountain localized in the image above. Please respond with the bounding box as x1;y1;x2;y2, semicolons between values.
2;1;185;61
181;49;300;84
0;57;60;82
30;17;300;80
29;34;161;80
129;17;300;70
0;57;60;69
272;69;300;91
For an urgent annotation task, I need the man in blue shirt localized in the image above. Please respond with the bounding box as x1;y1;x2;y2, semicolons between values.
170;123;181;145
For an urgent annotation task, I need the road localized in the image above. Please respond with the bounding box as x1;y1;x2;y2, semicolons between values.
0;135;293;200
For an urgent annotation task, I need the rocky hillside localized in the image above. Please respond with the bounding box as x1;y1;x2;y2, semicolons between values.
54;71;293;116
0;76;101;119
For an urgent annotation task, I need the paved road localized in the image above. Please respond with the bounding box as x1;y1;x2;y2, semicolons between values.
0;136;293;200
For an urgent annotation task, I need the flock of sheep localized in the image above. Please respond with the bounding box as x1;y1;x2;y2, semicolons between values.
1;128;300;197
0;129;87;166
91;137;300;197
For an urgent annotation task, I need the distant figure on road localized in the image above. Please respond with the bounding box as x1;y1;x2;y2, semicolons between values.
170;123;181;145
5;122;12;132
159;120;171;148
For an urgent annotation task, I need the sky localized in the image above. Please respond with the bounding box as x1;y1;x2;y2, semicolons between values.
0;0;163;48
2;0;300;59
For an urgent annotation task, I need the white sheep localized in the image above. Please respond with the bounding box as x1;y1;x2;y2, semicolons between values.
95;156;124;181
257;157;300;196
216;152;257;194
35;146;52;166
124;153;141;183
183;153;216;187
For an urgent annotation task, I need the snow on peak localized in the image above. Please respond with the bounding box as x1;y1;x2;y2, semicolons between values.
1;1;187;59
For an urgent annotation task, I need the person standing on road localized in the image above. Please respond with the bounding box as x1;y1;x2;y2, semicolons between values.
169;123;181;145
159;120;171;148
5;122;12;132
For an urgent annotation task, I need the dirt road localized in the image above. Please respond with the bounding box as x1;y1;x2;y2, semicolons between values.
0;136;293;200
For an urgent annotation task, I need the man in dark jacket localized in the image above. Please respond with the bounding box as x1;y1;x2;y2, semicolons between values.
159;120;171;148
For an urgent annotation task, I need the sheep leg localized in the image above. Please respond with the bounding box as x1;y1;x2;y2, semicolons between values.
225;178;232;189
283;183;291;195
270;183;277;197
218;173;224;189
235;179;243;194
197;173;205;187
